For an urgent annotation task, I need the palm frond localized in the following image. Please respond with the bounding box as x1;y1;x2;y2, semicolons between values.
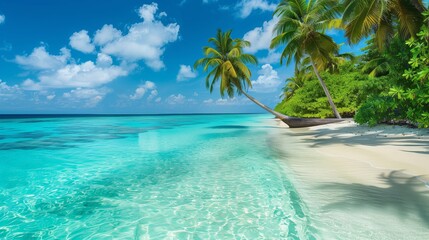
194;29;258;98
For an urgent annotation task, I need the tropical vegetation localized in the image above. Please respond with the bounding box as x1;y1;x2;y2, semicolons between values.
270;0;343;118
274;0;428;128
194;29;287;119
195;0;429;128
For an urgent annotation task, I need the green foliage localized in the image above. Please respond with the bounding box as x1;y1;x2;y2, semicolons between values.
271;0;342;66
360;36;411;77
341;0;425;48
354;96;399;126
275;64;372;118
396;21;429;127
271;0;347;118
194;29;257;98
355;13;429;128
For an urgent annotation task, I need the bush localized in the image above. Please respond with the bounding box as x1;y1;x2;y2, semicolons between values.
275;64;371;118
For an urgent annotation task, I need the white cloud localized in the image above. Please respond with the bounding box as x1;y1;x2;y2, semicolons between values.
63;88;110;108
138;3;158;22
243;17;278;53
250;64;281;93
130;81;157;100
203;0;218;3
96;53;113;67
69;30;95;53
100;3;179;70
176;65;197;81
46;94;56;100
203;98;214;104
21;79;40;90
193;92;198;96
259;50;281;64
22;61;129;90
166;94;185;104
203;97;250;106
15;46;71;70
155;97;162;103
0;80;21;99
236;0;276;18
0;15;5;24
15;3;178;93
93;24;122;46
147;89;158;101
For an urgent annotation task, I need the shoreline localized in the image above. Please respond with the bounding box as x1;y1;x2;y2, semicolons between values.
269;119;429;239
273;119;429;183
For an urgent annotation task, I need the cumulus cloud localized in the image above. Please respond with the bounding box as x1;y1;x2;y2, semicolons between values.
93;24;122;46
15;46;71;70
96;53;113;67
46;94;56;100
69;30;95;53
243;17;278;53
16;3;178;92
63;88;110;108
259;50;281;64
166;94;185;105
236;0;276;18
250;64;281;93
147;89;158;101
22;61;129;90
138;3;158;22
0;80;21;99
203;98;214;104
100;2;180;70
130;81;157;100
176;65;197;81
0;15;5;24
203;97;250;106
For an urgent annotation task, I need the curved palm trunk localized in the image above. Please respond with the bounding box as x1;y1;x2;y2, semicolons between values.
240;90;288;119
310;60;342;119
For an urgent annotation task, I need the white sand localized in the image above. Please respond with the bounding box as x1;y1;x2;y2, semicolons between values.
269;119;429;239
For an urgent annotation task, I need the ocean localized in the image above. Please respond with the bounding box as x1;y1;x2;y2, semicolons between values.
0;114;313;239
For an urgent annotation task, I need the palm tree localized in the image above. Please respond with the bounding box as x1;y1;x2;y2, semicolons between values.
194;29;287;119
282;63;311;101
361;34;412;77
270;0;343;119
342;0;426;49
282;51;354;101
324;52;356;74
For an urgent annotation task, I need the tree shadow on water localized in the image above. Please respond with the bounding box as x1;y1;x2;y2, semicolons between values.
320;171;429;228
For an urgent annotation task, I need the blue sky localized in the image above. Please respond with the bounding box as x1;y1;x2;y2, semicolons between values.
0;0;364;114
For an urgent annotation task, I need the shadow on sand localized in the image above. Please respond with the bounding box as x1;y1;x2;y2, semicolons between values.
285;125;429;153
319;171;429;228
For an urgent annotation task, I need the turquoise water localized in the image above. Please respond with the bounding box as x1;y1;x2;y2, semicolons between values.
0;114;314;239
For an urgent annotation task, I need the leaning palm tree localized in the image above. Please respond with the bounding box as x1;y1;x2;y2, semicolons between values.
194;29;287;119
270;0;343;119
342;0;426;49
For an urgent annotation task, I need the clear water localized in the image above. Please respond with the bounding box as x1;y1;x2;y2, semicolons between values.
0;114;315;239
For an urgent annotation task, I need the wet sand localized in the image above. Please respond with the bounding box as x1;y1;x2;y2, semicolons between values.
270;120;429;239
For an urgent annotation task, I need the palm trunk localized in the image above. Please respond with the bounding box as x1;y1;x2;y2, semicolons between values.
311;59;342;119
240;90;288;119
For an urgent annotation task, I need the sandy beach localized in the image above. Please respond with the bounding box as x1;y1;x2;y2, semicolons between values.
270;120;429;239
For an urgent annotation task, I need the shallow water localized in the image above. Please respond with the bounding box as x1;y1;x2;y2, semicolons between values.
1;114;428;239
0;114;315;239
269;124;429;240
